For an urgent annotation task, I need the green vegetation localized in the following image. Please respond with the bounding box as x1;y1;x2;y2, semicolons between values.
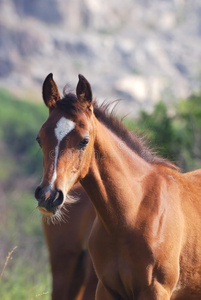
126;93;201;171
0;89;50;300
0;257;49;300
0;89;47;177
1;87;201;299
138;94;201;171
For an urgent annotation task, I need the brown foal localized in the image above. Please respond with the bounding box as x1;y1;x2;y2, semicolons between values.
35;73;201;299
43;183;97;300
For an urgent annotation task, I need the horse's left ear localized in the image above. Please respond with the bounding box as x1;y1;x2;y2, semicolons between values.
42;73;60;110
76;74;93;111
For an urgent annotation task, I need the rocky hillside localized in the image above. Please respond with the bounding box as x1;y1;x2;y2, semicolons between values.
0;0;201;115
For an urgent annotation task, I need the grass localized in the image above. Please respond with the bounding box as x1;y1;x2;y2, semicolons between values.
0;246;50;300
0;246;17;280
0;187;51;300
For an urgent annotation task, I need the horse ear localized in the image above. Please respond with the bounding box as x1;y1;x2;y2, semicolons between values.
42;73;60;110
76;74;93;111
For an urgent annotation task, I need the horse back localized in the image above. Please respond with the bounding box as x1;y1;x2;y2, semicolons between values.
171;169;201;297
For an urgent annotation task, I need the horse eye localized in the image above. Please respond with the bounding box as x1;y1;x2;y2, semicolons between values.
36;136;42;148
79;137;90;149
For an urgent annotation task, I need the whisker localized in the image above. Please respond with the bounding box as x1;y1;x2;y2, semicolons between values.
42;192;79;225
32;206;39;213
28;206;42;223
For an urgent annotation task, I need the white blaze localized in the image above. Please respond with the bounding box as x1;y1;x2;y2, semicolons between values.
50;117;75;186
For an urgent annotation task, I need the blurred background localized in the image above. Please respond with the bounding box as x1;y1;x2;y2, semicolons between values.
0;0;201;299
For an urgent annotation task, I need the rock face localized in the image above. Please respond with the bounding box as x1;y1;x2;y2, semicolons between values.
0;0;201;115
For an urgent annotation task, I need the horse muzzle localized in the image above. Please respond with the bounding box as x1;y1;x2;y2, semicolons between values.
34;185;64;215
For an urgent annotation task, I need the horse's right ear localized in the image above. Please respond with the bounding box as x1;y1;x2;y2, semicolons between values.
42;73;60;110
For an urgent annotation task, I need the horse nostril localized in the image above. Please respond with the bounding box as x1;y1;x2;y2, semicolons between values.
35;186;64;213
53;190;64;207
35;186;42;201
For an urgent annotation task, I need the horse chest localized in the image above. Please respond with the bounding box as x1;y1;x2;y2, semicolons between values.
92;246;135;297
89;219;153;297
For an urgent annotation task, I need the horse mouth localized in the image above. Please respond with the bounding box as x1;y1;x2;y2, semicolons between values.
38;207;54;216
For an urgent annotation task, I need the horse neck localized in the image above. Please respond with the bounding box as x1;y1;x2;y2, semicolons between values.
81;118;154;233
